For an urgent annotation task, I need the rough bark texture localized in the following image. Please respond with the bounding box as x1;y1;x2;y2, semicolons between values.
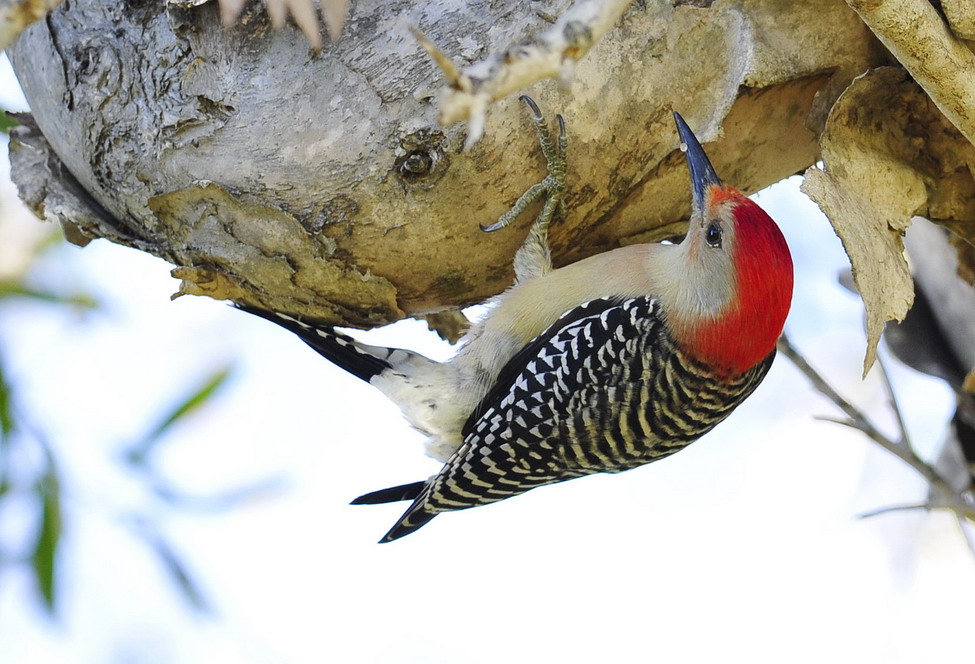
846;0;975;148
942;0;975;40
7;0;884;327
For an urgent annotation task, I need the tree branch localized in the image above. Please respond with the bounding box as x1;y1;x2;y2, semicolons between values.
6;0;886;326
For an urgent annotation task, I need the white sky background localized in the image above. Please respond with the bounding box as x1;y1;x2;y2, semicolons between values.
0;55;973;664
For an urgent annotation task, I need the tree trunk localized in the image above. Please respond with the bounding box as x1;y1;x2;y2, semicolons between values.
7;0;884;328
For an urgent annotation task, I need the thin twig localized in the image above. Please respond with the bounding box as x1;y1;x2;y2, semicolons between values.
876;350;914;450
857;502;933;519
778;334;907;456
957;514;975;557
777;332;975;526
858;501;975;522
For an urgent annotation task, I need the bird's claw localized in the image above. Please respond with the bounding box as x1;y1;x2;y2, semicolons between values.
481;96;568;234
519;94;543;120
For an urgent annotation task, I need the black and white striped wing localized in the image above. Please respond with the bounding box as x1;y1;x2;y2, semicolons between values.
382;295;774;541
444;296;673;495
383;298;674;536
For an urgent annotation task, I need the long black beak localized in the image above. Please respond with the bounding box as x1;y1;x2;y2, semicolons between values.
674;112;722;211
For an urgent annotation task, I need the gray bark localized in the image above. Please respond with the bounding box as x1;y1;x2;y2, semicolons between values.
8;0;884;326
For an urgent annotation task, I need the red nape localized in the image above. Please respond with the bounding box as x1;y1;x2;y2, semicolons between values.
685;196;794;378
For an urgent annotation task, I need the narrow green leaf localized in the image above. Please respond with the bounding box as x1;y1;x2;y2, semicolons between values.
32;227;69;256
31;470;61;614
0;453;10;497
0;281;98;309
125;365;233;465
0;358;13;438
0;109;18;135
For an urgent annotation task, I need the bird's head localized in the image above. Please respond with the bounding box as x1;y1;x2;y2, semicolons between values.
661;113;794;377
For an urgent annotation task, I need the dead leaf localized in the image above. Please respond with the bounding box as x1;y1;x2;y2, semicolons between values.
802;67;944;375
804;66;975;374
964;369;975;395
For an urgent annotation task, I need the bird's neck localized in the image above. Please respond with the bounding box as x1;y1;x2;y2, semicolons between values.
671;207;793;378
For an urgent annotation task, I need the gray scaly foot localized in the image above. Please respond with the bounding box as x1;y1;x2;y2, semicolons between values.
484;96;569;283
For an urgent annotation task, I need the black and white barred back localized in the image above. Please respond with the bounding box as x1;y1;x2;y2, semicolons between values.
369;296;775;542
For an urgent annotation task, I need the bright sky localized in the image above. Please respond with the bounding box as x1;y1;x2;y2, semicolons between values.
0;54;973;664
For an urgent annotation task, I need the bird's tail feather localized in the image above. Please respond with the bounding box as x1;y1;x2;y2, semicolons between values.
350;481;426;505
351;482;437;543
235;304;414;382
379;507;437;543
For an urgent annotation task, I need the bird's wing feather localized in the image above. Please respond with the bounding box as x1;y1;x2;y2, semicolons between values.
411;295;774;521
461;296;628;438
379;297;671;542
235;304;418;382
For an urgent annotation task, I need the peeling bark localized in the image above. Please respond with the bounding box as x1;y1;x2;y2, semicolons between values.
846;0;975;147
802;67;975;374
942;0;975;40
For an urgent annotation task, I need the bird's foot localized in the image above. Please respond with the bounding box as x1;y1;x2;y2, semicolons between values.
481;96;568;234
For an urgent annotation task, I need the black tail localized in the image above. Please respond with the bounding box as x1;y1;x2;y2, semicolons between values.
350;481;426;505
235;304;393;382
351;481;438;543
379;506;438;543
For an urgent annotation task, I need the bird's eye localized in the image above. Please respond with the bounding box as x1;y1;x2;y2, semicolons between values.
705;221;722;248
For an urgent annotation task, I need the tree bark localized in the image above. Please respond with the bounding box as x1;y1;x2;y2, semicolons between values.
7;0;885;327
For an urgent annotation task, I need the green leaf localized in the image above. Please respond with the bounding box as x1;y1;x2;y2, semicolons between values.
0;357;13;439
31;470;61;615
0;281;98;309
0;109;19;135
125;365;234;465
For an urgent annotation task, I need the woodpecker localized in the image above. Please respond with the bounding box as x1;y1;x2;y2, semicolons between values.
237;98;793;542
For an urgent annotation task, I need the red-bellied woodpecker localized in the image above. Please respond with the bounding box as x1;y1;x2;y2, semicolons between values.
237;98;794;542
